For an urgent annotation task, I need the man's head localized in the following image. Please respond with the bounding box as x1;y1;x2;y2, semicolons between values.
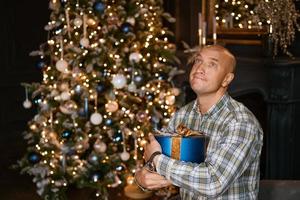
189;45;236;96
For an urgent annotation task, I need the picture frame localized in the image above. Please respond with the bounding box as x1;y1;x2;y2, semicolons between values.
202;0;267;45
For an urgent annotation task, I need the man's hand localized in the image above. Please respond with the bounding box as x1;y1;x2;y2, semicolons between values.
135;168;172;190
144;134;162;161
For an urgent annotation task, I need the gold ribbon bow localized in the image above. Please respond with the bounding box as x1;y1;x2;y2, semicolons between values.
171;124;204;160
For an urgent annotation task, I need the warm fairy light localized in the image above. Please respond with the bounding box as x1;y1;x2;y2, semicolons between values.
127;176;134;185
48;40;55;45
30;124;37;130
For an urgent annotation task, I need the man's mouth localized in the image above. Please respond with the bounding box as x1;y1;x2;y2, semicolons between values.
192;73;206;81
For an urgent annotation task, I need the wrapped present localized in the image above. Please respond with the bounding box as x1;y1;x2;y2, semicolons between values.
154;124;209;163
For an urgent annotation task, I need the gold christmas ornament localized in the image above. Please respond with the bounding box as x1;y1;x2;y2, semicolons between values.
105;101;119;113
59;100;77;115
94;140;107;153
87;18;97;27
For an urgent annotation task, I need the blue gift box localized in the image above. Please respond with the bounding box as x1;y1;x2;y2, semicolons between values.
155;135;208;163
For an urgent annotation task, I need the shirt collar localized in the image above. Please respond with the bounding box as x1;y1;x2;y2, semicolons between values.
192;93;229;118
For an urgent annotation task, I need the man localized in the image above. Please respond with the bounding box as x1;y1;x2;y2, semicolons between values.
135;45;263;199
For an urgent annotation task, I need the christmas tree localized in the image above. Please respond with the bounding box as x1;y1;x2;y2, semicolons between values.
16;0;181;199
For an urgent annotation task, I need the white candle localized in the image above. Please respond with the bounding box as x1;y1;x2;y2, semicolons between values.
198;13;202;47
198;13;202;30
198;29;202;47
229;16;233;28
202;21;207;46
213;17;217;44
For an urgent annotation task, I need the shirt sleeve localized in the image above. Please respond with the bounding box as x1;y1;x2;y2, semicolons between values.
156;121;262;198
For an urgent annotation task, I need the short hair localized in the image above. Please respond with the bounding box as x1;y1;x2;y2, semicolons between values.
189;45;236;73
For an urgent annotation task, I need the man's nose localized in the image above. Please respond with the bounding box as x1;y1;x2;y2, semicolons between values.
195;63;206;73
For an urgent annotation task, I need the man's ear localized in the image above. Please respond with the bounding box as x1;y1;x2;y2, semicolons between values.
222;73;234;87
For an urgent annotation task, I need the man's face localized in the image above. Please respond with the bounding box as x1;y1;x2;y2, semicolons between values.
189;48;231;96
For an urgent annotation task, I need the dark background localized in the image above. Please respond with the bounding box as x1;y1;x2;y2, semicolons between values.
1;0;300;199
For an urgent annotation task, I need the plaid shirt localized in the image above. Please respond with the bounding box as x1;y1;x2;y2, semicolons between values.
156;93;263;200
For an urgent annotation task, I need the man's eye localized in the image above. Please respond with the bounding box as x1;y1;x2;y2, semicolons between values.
194;58;202;64
209;62;217;67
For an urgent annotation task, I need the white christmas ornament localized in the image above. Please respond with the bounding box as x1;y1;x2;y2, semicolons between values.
111;74;127;89
51;90;59;97
120;151;130;161
129;52;142;63
127;82;137;92
90;112;103;125
60;82;69;91
94;141;107;153
80;38;90;48
73;17;83;27
126;17;136;26
56;59;68;73
165;95;176;105
60;91;71;101
23;99;32;109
